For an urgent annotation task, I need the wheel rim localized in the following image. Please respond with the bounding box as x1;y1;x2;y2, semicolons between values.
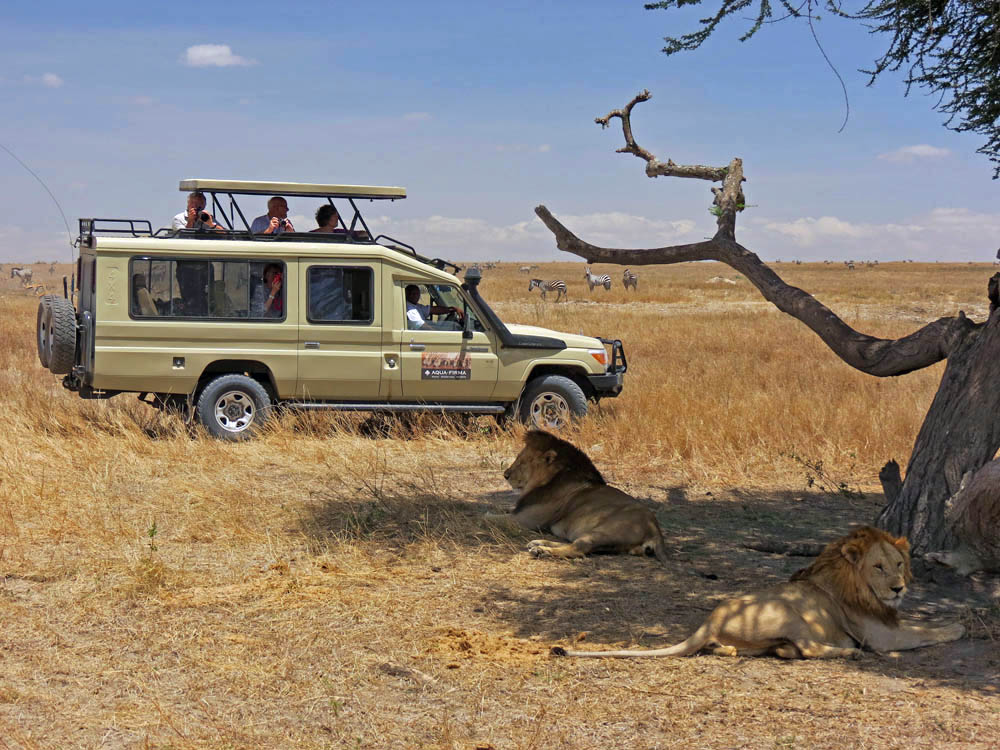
213;390;256;432
38;318;49;363
529;392;570;429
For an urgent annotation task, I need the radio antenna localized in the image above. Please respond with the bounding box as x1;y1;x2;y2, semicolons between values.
0;141;75;260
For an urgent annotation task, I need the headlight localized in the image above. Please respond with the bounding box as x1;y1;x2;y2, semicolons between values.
587;348;607;366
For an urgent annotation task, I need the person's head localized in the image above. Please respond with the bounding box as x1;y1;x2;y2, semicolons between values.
315;204;339;230
405;284;421;304
186;191;207;212
267;196;289;219
263;263;282;286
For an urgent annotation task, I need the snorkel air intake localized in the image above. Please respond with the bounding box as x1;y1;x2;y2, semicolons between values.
462;267;565;350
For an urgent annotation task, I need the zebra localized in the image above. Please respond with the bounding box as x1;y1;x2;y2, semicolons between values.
528;278;567;302
622;268;638;291
583;265;611;291
519;265;532;273
10;267;33;283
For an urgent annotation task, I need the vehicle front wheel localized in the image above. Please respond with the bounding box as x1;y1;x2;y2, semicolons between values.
518;374;588;430
196;375;272;441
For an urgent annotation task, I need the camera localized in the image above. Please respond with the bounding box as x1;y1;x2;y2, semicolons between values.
198;211;211;223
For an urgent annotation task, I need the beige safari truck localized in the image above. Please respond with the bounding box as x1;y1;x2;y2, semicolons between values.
36;179;626;440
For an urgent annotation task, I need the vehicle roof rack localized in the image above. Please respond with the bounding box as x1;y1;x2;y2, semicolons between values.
178;179;406;200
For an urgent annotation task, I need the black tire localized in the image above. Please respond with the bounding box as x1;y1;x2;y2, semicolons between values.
195;374;272;441
517;374;588;430
36;294;58;368
45;297;78;375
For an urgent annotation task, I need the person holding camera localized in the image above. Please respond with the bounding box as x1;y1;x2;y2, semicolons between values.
251;263;284;318
251;196;295;235
172;191;224;231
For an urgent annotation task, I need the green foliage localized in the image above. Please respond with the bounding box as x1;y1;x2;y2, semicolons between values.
645;0;1000;178
147;519;159;554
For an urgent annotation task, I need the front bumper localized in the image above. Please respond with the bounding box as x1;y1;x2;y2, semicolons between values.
587;371;624;397
589;337;627;398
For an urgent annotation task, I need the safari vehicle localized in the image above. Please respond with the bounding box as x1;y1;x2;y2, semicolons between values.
36;179;627;440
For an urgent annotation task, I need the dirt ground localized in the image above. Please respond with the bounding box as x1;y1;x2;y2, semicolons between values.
0;261;998;749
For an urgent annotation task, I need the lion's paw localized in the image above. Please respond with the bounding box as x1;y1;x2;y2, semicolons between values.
847;648;864;660
940;623;966;642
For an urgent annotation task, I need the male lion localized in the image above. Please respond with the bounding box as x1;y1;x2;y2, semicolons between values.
491;430;668;563
554;527;965;659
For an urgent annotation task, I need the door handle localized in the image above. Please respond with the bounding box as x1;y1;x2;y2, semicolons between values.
467;346;489;352
409;342;426;351
304;341;320;350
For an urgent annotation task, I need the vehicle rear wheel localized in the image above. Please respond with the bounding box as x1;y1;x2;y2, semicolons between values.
518;374;588;430
36;294;58;368
195;374;272;441
44;297;78;375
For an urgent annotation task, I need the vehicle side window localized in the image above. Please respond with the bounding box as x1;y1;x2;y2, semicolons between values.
307;266;373;323
129;257;284;320
404;283;485;332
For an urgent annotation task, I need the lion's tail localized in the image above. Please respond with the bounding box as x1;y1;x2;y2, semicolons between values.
552;622;713;659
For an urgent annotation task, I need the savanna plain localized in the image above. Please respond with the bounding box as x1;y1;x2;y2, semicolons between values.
0;259;998;749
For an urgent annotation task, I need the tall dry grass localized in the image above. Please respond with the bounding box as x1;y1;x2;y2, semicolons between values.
0;261;997;749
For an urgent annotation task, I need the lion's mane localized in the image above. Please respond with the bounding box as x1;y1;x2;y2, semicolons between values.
790;526;911;626
523;430;605;485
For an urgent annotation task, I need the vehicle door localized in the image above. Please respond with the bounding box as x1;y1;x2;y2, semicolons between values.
297;260;382;399
394;281;498;401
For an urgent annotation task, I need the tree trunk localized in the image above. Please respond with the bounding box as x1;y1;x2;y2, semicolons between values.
877;307;1000;554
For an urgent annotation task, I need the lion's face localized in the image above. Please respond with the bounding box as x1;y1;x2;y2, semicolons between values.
852;538;911;608
504;444;560;492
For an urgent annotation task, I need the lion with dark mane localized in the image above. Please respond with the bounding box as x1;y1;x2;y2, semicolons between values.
490;430;668;563
555;527;964;659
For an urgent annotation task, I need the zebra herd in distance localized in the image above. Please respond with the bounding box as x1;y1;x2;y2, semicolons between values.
526;266;639;302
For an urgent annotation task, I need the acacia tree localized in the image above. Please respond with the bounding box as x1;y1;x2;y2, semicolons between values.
645;0;1000;178
535;90;1000;556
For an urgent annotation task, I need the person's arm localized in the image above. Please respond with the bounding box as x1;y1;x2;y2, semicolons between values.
264;277;282;313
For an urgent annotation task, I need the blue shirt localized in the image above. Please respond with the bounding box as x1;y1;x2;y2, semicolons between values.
251;214;288;235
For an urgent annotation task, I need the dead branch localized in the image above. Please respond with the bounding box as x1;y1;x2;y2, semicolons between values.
594;90;744;237
743;540;826;557
595;89;728;182
535;204;973;376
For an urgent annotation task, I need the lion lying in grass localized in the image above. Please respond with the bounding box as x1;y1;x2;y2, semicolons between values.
554;526;965;659
490;430;668;563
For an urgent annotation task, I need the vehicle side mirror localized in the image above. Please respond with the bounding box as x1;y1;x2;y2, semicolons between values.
462;306;474;339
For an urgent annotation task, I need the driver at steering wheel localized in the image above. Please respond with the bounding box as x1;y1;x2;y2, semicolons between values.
405;284;464;330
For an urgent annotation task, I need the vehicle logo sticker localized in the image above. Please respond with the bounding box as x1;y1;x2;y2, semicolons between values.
421;352;471;380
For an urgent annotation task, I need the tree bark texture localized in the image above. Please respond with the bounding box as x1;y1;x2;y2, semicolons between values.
536;90;1000;557
876;308;1000;553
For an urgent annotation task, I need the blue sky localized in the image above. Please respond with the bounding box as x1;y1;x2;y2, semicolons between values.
2;0;997;263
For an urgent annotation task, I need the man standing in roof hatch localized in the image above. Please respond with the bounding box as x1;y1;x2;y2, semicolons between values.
251;196;295;235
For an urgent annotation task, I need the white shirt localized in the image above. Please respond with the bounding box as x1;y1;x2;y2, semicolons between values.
406;301;430;329
172;211;189;230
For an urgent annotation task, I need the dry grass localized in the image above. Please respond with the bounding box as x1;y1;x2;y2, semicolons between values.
0;260;998;749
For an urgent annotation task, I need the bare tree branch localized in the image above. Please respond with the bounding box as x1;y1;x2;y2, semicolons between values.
595;90;729;182
595;91;745;237
534;203;975;377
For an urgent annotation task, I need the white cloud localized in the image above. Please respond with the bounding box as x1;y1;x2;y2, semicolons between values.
23;73;64;88
367;211;698;260
877;144;951;163
402;112;431;122
183;44;255;68
494;144;555;154
747;207;1000;261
